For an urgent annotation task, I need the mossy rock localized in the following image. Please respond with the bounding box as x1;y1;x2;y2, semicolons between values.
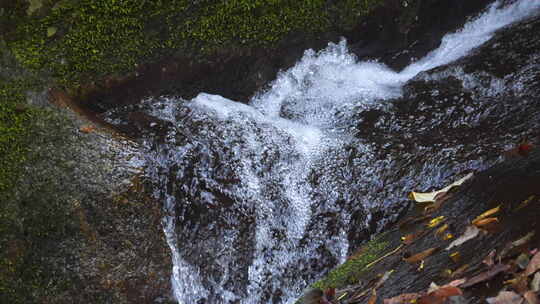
3;0;384;88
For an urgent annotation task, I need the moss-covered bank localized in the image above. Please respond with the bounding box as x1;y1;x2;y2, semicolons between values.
3;0;382;88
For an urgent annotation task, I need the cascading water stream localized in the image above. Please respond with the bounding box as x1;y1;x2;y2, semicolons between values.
137;1;540;303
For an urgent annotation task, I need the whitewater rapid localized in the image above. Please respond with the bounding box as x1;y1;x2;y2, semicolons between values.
153;0;540;303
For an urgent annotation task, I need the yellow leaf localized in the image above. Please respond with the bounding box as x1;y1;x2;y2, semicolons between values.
435;224;449;236
449;252;461;263
427;216;445;228
472;206;501;223
472;217;499;227
443;233;454;240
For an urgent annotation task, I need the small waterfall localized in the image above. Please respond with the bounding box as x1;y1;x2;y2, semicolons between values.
137;0;540;303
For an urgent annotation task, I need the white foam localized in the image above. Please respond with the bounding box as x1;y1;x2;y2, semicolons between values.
164;0;540;302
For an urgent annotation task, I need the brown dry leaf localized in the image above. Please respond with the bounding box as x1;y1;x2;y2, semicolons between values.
431;286;462;298
472;217;499;228
383;292;423;304
80;125;96;133
486;291;524;304
368;289;377;304
446;226;480;251
402;232;421;245
462;264;510;288
405;247;438;263
418;294;444;304
483;250;496;267
524;291;539;304
525;252;540;276
418;286;462;304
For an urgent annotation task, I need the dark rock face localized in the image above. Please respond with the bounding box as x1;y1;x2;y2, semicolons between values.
98;9;540;303
336;150;540;304
347;0;494;70
347;13;540;249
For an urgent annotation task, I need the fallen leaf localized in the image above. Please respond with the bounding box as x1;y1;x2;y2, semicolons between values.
483;250;496;267
518;142;535;156
450;252;461;264
531;272;540;292
443;233;454;240
517;253;531;270
418;285;462;304
524;291;539;304
441;269;453;278
446;226;480;251
428;282;440;293
514;232;536;247
418;294;444;304
409;173;473;203
525;252;540;277
418;260;425;271
499;232;536;260
384;292;423;304
431;286;462;298
486;291;524;304
368;289;377;304
80;125;96;133
446;279;467;287
374;270;394;289
515;195;536;211
435;224;449;236
324;288;335;300
462;264;510;288
427;216;445;228
451;264;470;279
472;217;499;228
405;247;438;263
402;232;421;245
506;275;529;294
473;206;501;222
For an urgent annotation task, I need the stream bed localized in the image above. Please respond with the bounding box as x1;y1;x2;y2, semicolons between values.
102;1;540;302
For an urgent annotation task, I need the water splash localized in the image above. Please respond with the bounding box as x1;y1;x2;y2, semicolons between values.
151;1;540;303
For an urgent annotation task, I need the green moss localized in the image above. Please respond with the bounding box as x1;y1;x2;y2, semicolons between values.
311;234;390;290
0;95;78;302
0;69;80;302
4;0;384;88
0;80;35;192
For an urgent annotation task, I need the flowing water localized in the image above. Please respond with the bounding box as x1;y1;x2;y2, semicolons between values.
108;1;540;303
